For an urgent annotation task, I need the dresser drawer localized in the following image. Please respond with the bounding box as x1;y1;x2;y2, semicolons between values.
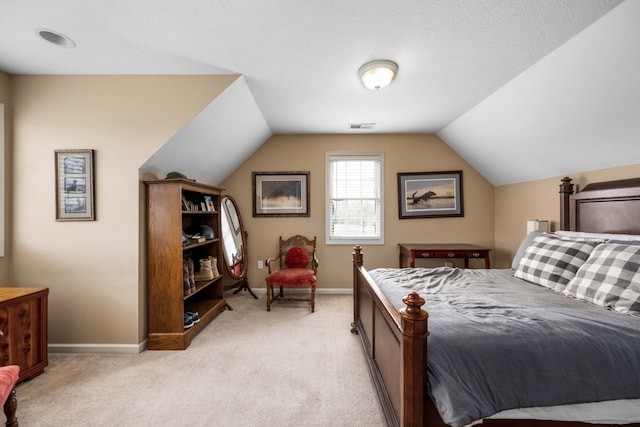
0;287;48;382
415;251;435;258
467;250;490;258
434;250;466;258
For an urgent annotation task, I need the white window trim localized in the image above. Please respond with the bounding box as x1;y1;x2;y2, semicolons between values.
325;151;384;245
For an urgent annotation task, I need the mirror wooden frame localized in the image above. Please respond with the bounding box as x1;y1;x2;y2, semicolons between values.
220;195;257;299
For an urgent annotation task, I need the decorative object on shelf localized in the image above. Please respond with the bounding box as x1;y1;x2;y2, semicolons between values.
252;171;310;217
165;171;194;181
397;170;464;219
182;257;195;296
195;258;215;281
54;149;95;221
199;225;215;240
210;256;220;278
527;219;550;234
358;60;398;91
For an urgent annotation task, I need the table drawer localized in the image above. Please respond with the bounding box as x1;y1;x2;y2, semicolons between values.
467;250;489;258
433;250;466;258
415;251;435;258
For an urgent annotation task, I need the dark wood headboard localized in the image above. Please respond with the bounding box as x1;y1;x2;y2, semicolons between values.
559;176;640;234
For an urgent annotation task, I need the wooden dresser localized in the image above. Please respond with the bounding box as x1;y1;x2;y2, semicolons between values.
398;243;492;269
0;287;48;382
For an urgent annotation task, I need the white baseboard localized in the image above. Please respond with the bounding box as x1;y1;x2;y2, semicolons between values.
49;341;147;354
48;290;352;354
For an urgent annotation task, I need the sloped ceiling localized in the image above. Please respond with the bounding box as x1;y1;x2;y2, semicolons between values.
141;76;271;184
0;0;635;186
440;0;640;186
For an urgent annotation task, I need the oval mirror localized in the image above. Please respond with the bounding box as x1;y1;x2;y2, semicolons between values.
220;196;257;298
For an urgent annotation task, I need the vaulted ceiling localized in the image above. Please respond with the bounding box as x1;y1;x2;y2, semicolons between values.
1;0;637;186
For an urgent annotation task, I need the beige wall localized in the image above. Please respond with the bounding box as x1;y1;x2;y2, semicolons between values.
10;75;236;349
494;164;640;269
0;72;11;282
220;134;496;292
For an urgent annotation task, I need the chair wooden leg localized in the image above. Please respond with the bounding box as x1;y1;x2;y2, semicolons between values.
311;284;316;313
3;388;17;427
266;284;272;311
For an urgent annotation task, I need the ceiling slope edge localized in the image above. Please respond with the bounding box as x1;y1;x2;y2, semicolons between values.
437;0;637;187
140;75;272;186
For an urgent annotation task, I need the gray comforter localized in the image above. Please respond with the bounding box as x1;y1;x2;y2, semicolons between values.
368;267;640;427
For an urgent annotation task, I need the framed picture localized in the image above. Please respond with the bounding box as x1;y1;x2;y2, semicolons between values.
398;170;463;219
55;149;95;221
252;171;310;217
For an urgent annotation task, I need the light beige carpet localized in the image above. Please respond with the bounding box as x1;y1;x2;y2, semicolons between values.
16;293;386;426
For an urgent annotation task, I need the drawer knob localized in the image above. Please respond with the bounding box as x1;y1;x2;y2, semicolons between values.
448;252;455;257
472;252;481;257
421;252;430;257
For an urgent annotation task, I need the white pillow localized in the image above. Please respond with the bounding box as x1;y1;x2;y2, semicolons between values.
555;230;640;242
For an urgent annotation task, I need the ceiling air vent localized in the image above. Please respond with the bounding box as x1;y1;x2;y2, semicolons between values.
349;123;375;130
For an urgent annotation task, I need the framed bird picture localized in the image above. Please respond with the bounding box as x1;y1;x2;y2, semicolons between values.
398;171;463;219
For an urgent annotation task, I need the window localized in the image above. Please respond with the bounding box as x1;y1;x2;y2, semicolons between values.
326;152;383;245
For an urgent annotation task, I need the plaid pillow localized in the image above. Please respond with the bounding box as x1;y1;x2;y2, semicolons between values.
514;233;600;291
563;243;640;316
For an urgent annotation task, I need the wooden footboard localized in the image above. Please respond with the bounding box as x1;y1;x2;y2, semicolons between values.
351;246;430;427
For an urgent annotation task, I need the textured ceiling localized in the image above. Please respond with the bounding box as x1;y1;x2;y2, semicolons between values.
1;0;635;186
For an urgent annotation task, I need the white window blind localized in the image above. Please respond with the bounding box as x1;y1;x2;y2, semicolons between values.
326;153;383;245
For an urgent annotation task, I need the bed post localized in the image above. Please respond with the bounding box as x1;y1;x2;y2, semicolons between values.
351;245;363;334
559;177;574;231
400;292;429;427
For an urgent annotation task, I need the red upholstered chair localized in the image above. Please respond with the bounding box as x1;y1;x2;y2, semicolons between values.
0;366;18;427
265;235;318;312
0;331;18;427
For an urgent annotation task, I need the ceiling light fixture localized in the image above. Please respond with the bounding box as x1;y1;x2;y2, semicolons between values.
35;28;76;48
358;60;398;91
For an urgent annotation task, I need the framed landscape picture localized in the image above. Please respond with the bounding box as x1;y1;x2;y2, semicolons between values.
398;170;463;219
252;171;310;217
55;149;95;221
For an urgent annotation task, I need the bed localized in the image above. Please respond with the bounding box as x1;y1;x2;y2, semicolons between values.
351;176;640;427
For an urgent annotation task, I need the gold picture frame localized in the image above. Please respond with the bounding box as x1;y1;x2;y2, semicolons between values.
55;149;96;221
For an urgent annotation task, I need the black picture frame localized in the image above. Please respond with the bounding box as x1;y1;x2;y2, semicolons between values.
252;171;310;217
398;170;463;219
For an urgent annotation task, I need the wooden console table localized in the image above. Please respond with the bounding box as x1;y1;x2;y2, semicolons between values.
398;243;491;269
0;287;48;382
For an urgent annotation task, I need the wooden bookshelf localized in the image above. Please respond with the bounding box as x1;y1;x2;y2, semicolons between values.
145;179;226;350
